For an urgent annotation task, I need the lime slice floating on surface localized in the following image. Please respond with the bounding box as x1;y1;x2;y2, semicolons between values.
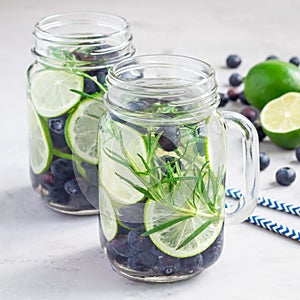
99;122;147;205
30;69;83;117
260;92;300;149
65;98;105;164
28;100;52;174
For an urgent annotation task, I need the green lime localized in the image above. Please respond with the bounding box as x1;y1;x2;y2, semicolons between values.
99;187;118;241
30;69;83;117
28;100;52;174
144;184;224;258
65;98;105;164
260;92;300;149
99;122;147;205
244;60;300;110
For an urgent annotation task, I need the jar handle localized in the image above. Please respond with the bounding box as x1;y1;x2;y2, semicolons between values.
221;111;259;223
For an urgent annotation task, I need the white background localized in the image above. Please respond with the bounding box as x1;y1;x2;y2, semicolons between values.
0;0;299;299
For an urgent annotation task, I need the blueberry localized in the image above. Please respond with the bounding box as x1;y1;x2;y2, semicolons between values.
266;55;279;61
227;88;239;101
156;126;180;151
289;56;300;67
239;91;250;105
275;167;296;186
158;255;180;275
259;152;270;171
64;178;85;197
110;235;140;257
128;252;157;271
240;107;259;123
150;245;165;258
127;230;152;251
157;156;183;176
202;229;224;268
48;116;67;135
180;254;204;274
47;188;70;204
253;122;266;142
50;159;74;180
229;73;243;87
226;55;242;68
218;92;229;108
83;77;100;95
42;171;65;190
296;147;300;162
96;68;108;85
118;203;145;229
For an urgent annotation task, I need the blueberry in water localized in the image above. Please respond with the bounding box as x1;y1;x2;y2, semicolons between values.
48;115;68;148
226;55;242;68
289;56;300;67
218;92;229;107
96;68;108;85
259;152;270;171
239;91;250;105
47;188;70;204
83;77;100;95
127;230;152;251
158;255;180;275
180;254;204;274
227;88;239;101
42;171;65;190
50;159;74;180
156;126;180;151
110;235;140;257
229;73;243;87
64;178;84;197
296;147;300;162
275;167;296;186
157;156;183;176
266;55;279;60
150;245;165;258
253;122;266;142
118;203;145;229
128;252;157;272
240;107;259;122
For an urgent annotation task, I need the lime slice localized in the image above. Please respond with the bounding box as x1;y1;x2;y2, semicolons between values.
99;122;147;204
99;187;118;241
30;70;83;117
260;92;300;149
65;98;105;164
28;100;52;174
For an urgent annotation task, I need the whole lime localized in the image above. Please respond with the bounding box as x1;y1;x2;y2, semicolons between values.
244;60;300;110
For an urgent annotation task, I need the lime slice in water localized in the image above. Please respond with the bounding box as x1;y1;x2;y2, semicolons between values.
99;123;147;205
30;70;83;117
65;98;105;164
260;92;300;149
28;100;52;174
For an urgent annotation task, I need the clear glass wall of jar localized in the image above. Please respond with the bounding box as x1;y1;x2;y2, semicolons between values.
27;12;135;215
98;55;259;282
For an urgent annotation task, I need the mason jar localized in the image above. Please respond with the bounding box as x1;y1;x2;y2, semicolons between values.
97;55;259;282
27;12;135;215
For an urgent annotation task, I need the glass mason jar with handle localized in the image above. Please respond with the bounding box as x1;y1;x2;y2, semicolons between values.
27;12;135;215
98;55;259;282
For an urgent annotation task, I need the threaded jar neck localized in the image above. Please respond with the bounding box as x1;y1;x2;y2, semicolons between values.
32;12;135;70
105;55;219;125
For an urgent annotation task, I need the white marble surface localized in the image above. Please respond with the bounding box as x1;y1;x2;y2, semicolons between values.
1;0;299;299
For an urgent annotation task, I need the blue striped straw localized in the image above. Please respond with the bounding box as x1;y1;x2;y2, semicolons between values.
226;188;300;242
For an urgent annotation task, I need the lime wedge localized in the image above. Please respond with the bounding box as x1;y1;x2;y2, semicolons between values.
99;187;118;241
65;98;106;164
28;100;52;174
30;70;83;117
99;122;147;205
260;92;300;149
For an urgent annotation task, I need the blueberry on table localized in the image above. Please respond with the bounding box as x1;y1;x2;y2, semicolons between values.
259;152;270;171
127;230;152;251
83;77;100;95
253;122;266;142
158;255;180;275
218;92;229;107
226;54;242;68
156;126;180;151
229;73;243;87
275;167;296;186
180;254;204;274
239;91;250;105
128;252;157;271
50;159;74;180
289;56;300;67
296;147;300;162
266;55;279;60
240;107;259;122
227;88;239;101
